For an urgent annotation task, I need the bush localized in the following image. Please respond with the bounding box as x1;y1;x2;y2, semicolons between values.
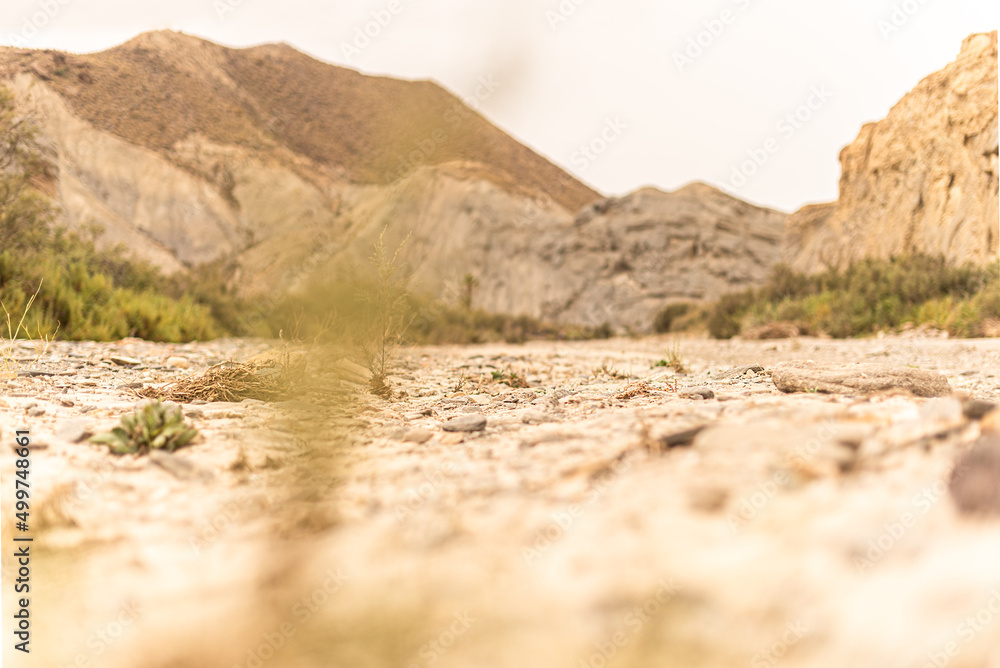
697;256;999;339
653;302;693;333
0;85;222;342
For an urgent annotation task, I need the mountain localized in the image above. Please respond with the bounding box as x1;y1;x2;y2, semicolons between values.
0;31;786;331
783;31;999;272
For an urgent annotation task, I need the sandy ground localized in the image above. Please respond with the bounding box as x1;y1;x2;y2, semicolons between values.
2;334;1000;668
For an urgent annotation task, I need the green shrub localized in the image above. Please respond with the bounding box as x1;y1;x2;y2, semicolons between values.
653;302;693;333
697;256;999;339
0;84;222;342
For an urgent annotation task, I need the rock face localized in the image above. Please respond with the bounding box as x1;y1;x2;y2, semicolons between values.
537;184;785;328
327;180;785;330
0;32;786;331
784;31;999;271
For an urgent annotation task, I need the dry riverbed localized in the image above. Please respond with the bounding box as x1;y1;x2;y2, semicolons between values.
2;335;1000;668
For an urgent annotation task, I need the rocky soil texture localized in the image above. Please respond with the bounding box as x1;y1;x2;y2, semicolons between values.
2;335;1000;668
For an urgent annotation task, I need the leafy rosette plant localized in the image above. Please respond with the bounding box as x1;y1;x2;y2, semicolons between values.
91;400;198;455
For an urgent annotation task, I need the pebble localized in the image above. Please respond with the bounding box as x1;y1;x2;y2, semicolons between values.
771;362;951;397
27;406;46;417
949;434;1000;516
149;450;213;482
54;419;89;443
166;356;192;369
659;425;707;448
109;355;142;367
442;414;487;432
681;387;715;400
401;428;434;444
521;410;554;425
440;433;465;445
962;399;997;421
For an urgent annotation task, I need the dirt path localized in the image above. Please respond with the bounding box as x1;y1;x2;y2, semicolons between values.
3;335;1000;668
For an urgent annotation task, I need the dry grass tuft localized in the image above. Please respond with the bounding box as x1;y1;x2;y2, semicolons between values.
616;380;654;400
1;283;56;380
138;354;301;403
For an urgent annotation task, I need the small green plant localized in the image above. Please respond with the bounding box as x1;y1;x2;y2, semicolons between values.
460;273;479;310
593;361;629;380
91;401;199;455
653;340;687;374
357;228;412;398
490;367;529;388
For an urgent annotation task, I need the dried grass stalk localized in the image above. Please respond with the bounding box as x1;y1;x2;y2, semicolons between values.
137;359;294;403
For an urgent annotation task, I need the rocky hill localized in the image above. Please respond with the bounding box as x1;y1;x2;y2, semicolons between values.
0;31;786;331
784;31;999;272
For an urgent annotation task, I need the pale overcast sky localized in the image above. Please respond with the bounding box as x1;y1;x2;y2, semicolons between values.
2;0;997;211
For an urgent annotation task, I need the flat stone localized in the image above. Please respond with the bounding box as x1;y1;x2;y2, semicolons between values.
55;419;90;443
771;362;951;397
149;450;213;482
166;356;191;369
442;414;487;432
401;428;434;444
521;409;554;425
109;355;142;366
439;433;465;445
27;406;46;417
659;425;707;448
950;435;1000;516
